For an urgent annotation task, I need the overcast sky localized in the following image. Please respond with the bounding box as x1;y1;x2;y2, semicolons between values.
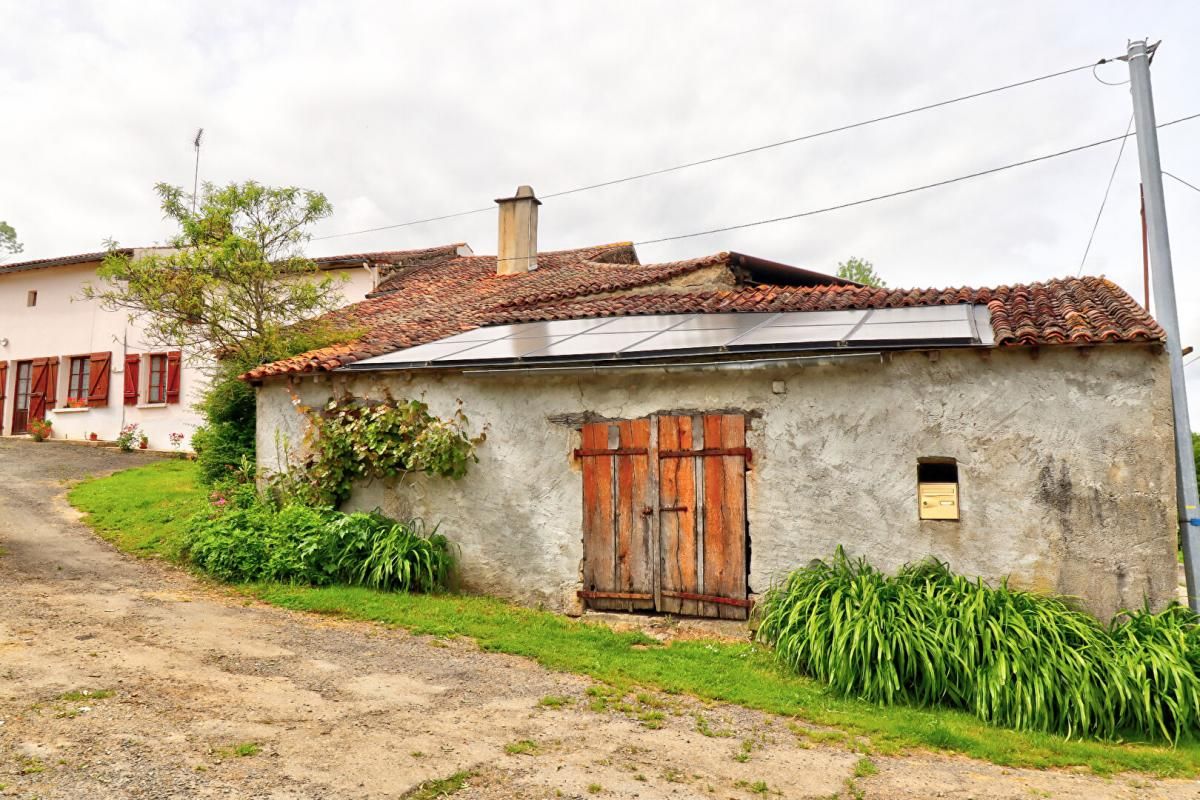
2;1;1199;421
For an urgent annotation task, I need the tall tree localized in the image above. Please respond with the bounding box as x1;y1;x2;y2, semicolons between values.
836;257;886;288
0;221;22;262
85;181;348;484
83;181;344;368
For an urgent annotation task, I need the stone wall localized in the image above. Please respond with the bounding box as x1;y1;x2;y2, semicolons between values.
256;344;1178;619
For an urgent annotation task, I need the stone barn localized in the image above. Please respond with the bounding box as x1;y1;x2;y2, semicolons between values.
247;189;1177;621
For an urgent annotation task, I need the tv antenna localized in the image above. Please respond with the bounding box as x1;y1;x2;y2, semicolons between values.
191;128;204;214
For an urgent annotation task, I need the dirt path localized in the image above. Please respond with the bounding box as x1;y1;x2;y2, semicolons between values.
0;439;1194;799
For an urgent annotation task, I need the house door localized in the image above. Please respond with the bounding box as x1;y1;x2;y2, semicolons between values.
577;414;751;620
12;360;33;434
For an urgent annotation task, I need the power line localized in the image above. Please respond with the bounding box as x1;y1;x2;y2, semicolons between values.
313;58;1113;242
1076;113;1134;276
630;113;1200;248
1164;170;1200;194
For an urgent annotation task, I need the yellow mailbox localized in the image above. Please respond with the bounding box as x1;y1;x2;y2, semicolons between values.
919;482;959;520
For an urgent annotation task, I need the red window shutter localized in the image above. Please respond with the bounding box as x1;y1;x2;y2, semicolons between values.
88;351;112;408
45;358;59;408
165;351;182;404
124;354;140;406
29;358;49;420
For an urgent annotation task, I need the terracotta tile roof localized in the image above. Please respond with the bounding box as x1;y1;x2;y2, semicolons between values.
488;277;1164;348
0;245;464;277
243;246;1162;381
312;244;467;269
243;243;732;379
0;249;132;276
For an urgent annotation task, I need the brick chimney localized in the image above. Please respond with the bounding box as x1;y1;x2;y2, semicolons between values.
495;185;540;275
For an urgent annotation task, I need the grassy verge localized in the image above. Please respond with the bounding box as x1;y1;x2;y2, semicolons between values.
69;459;207;558
68;460;1200;777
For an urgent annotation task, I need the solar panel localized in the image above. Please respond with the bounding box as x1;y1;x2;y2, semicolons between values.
622;327;748;353
733;324;857;348
342;305;993;370
849;320;976;345
437;335;571;361
766;309;867;327
352;340;482;365
589;314;695;333
529;331;660;358
857;305;971;323
669;312;779;331
514;318;613;337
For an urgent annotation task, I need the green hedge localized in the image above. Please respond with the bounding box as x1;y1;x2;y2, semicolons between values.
186;487;453;593
755;548;1200;742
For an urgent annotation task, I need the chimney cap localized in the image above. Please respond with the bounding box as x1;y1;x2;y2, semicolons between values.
495;184;542;206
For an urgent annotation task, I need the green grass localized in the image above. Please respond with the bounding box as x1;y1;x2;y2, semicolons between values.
68;460;1200;777
403;770;472;798
503;739;540;755
68;460;206;559
58;689;113;702
214;741;261;758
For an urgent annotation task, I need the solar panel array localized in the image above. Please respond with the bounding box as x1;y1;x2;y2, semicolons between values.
347;305;991;371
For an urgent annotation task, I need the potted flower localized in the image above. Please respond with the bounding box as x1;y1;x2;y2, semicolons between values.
168;431;186;456
89;431;98;441
138;433;149;450
66;397;88;409
116;423;141;453
28;418;53;442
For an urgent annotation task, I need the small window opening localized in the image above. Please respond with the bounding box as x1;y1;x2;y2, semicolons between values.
26;290;37;307
918;458;959;521
917;460;958;483
147;353;168;404
67;356;91;404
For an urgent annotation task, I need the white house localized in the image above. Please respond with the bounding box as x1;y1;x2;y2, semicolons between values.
0;245;470;448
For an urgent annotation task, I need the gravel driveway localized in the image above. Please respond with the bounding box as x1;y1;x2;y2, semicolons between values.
0;438;1194;799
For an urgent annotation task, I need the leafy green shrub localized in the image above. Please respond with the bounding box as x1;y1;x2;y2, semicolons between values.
295;395;480;506
755;548;1200;742
183;493;453;592
185;504;274;581
261;504;339;585
339;517;452;592
191;369;257;485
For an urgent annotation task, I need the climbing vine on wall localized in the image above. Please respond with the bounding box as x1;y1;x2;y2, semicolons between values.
291;394;481;507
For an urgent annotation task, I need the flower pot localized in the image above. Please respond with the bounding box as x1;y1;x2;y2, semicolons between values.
89;433;98;441
139;442;148;450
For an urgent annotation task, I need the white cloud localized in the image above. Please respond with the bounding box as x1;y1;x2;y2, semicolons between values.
2;0;1198;422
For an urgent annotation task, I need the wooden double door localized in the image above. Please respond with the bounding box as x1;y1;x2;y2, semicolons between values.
577;414;751;619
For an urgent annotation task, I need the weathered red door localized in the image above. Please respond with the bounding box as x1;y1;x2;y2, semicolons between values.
12;360;33;434
658;414;750;619
578;414;750;619
579;419;655;611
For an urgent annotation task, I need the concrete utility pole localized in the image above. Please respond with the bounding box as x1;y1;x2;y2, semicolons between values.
1126;39;1200;611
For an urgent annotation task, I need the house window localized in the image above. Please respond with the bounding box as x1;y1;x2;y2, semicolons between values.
67;356;91;404
918;458;959;520
26;290;37;307
147;354;168;404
